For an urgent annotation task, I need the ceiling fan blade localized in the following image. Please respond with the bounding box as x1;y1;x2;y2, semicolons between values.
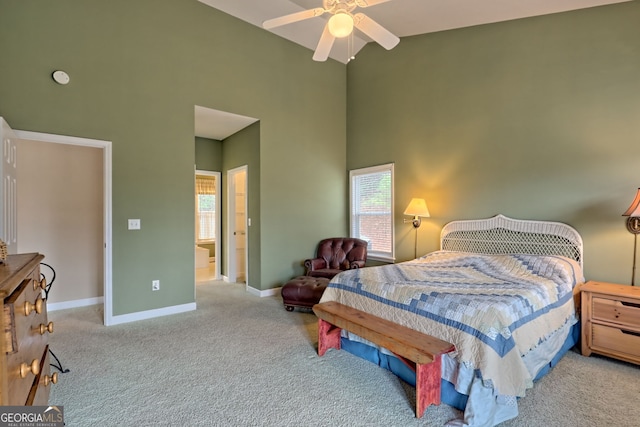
353;13;399;50
263;8;326;30
355;0;393;8
312;24;336;62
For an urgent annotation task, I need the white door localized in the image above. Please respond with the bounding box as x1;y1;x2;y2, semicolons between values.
0;117;18;254
227;166;247;284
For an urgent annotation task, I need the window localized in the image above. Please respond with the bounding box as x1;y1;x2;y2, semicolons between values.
196;175;216;243
350;163;394;261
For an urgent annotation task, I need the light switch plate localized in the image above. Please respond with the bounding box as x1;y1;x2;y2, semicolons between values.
128;219;141;230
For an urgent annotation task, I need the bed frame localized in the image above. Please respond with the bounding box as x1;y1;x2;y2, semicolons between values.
440;214;584;269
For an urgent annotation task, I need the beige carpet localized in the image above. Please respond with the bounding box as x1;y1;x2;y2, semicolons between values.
48;282;640;426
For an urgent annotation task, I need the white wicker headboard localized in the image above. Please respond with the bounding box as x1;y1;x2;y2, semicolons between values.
440;214;584;268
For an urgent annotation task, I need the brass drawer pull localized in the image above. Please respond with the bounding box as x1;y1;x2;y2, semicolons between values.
43;372;58;387
33;277;47;291
19;359;40;378
23;297;44;316
37;321;54;335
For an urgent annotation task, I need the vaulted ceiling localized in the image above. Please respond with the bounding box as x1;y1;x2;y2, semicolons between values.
199;0;629;63
194;0;629;139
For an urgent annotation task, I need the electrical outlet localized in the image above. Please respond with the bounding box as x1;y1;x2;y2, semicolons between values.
128;219;141;230
152;280;160;291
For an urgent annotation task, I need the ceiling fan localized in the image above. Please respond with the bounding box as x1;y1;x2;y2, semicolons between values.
263;0;400;62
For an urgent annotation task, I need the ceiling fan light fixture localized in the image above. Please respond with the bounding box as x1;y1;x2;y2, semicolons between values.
265;0;398;61
328;13;354;38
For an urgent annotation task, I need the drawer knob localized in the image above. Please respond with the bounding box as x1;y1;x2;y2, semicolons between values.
33;278;47;291
23;297;44;316
43;372;58;387
38;321;54;335
19;359;40;378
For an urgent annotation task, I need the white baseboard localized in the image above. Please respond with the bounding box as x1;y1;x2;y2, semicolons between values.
48;296;104;312
106;302;197;326
246;285;281;298
49;284;278;325
219;276;280;298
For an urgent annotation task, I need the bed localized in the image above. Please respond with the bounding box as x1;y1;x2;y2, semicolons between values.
318;214;585;427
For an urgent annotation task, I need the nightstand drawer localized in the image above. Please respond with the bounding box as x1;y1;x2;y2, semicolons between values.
592;297;640;327
592;323;640;359
581;281;640;365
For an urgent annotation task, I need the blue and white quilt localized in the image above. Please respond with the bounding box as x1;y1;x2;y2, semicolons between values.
320;250;583;424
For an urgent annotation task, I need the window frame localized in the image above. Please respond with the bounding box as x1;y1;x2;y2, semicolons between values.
196;193;216;244
195;173;218;245
349;163;395;262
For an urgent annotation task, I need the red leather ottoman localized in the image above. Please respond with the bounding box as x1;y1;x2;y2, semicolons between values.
281;276;330;311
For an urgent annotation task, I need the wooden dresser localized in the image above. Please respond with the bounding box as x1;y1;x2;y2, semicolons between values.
0;253;56;405
581;281;640;365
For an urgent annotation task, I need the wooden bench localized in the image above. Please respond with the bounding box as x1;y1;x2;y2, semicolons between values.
312;301;455;418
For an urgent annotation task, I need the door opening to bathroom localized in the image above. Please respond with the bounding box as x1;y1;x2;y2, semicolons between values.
195;170;220;284
227;165;248;285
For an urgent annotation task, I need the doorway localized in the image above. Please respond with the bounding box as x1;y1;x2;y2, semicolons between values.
227;165;248;285
195;170;221;284
13;129;113;325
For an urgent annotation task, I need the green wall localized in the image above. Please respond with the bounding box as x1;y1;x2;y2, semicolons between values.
347;2;640;283
4;0;635;320
195;137;222;261
195;136;222;171
221;121;261;283
0;0;347;315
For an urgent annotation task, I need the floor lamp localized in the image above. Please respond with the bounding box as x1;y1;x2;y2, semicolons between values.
622;188;640;286
403;198;430;259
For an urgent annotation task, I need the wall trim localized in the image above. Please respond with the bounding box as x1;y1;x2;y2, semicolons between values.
48;296;104;312
108;303;197;326
220;275;278;298
14;129;114;326
246;285;281;298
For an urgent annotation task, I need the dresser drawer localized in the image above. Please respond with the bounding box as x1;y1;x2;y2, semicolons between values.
592;296;640;327
2;262;49;406
5;342;47;405
0;253;47;405
4;278;47;354
27;346;53;406
591;323;640;362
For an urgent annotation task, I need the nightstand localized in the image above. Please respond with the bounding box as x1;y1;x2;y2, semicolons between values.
581;281;640;365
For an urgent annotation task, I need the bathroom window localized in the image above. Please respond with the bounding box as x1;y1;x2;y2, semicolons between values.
196;176;216;243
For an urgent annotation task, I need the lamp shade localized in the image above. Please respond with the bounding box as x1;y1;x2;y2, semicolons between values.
328;13;354;38
623;188;640;217
404;198;430;218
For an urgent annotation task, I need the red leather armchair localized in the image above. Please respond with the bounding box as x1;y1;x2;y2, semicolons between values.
304;237;367;279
